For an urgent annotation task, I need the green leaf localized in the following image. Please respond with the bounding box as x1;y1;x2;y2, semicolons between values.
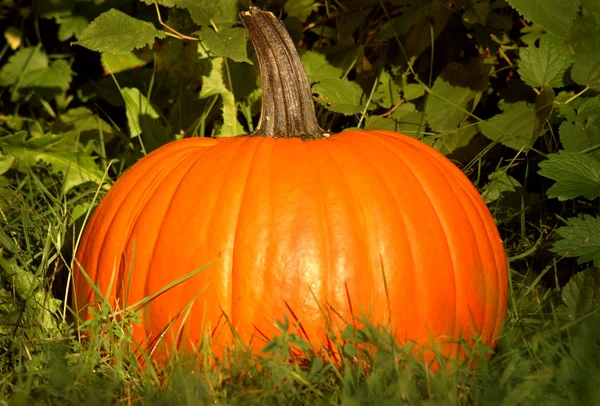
562;268;600;321
481;170;522;204
538;151;600;201
480;101;540;152
403;83;426;101
365;103;424;135
141;0;177;5
560;119;600;155
57;15;89;41
389;102;424;135
197;27;251;64
1;135;107;193
0;153;14;176
577;96;600;122
364;116;399;132
19;59;72;96
426;78;480;132
463;0;489;25
199;58;244;137
284;0;319;23
505;0;578;38
571;56;600;91
168;0;238;27
0;47;72;99
122;87;172;151
343;342;358;357
518;33;573;88
301;51;344;83
74;9;166;55
314;78;365;115
552;216;600;267
372;70;401;109
0;46;48;87
535;84;555;125
51;107;117;144
432;122;479;158
101;52;152;74
568;15;600;90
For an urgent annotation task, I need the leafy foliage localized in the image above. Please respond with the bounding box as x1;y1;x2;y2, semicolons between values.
74;8;166;54
1;0;600;403
552;215;600;267
538;151;600;201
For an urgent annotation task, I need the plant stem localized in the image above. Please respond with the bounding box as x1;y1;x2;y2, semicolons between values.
240;8;327;140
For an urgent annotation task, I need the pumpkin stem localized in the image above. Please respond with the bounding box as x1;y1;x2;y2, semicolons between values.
240;7;328;140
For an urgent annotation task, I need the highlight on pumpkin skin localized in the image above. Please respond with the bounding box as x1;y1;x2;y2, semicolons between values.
72;7;508;370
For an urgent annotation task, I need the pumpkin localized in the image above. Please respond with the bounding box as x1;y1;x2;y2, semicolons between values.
74;7;508;364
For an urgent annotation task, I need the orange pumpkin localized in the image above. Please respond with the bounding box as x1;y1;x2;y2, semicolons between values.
74;8;508;364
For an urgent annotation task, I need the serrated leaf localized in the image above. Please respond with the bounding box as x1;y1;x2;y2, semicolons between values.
432;122;480;158
57;15;89;41
19;59;72;96
569;15;600;90
560;119;600;155
505;0;578;38
553;216;600;267
313;79;365;115
364;116;399;132
463;0;489;25
402;1;451;58
403;83;426;101
169;0;238;26
1;136;107;193
101;51;152;74
390;102;424;135
562;268;600;322
284;0;319;23
0;46;48;87
571;56;600;91
480;101;540;152
577;96;600;122
481;170;522;204
51;107;117;144
122;87;172;151
301;51;344;83
74;9;166;55
372;70;401;109
426;78;480;132
197;27;251;64
518;33;573;88
199;58;244;137
538;151;600;201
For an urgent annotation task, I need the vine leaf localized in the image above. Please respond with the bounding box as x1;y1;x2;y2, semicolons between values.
313;79;365;115
0;133;107;193
538;151;600;201
518;33;573;88
505;0;578;38
199;58;244;137
553;216;600;267
479;101;540;152
74;9;166;54
196;27;252;64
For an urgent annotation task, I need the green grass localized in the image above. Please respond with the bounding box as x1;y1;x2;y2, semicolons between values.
0;168;598;405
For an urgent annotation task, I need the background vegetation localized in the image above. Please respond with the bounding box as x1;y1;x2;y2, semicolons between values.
0;0;599;404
